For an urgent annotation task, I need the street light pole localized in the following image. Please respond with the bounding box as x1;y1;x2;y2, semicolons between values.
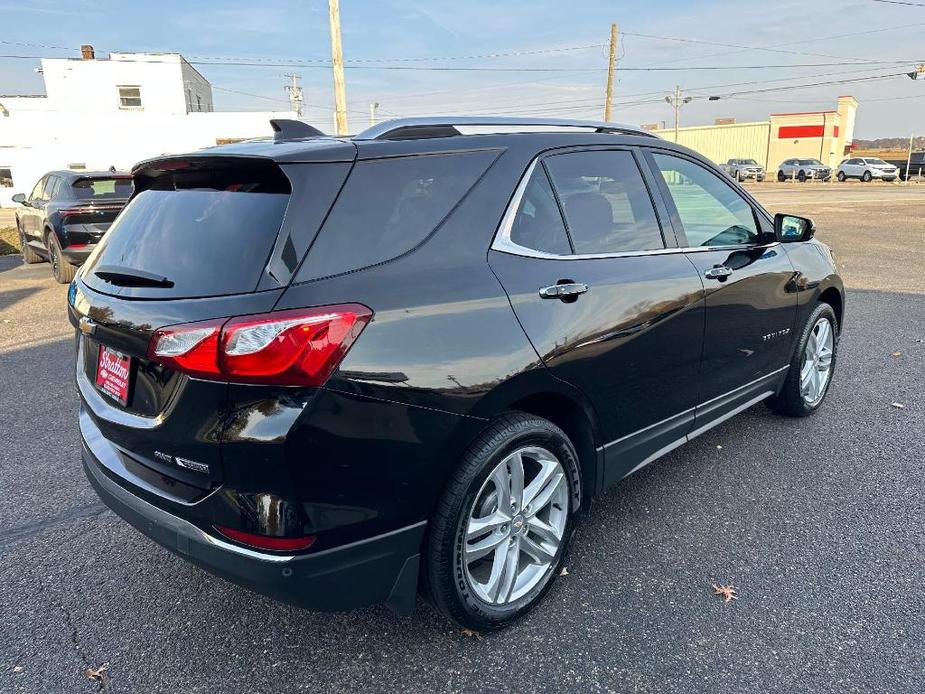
665;85;692;143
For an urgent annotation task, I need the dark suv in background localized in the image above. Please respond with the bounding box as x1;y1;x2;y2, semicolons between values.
70;117;843;630
13;170;132;283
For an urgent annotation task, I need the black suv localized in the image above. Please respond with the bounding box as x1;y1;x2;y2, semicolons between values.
70;117;843;630
13;170;132;283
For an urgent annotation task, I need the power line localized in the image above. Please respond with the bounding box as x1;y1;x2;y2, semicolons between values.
635;21;925;68
382;64;915;117
190;43;607;64
620;30;883;63
1;51;916;73
871;0;925;6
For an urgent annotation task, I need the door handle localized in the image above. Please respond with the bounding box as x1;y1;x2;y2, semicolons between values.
539;282;589;300
704;265;733;281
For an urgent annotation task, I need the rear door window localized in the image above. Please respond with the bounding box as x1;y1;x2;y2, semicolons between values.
81;161;292;298
297;150;498;281
509;166;572;255
45;176;61;200
544;150;664;254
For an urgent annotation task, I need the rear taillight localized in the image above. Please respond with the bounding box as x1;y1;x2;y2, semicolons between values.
147;304;371;386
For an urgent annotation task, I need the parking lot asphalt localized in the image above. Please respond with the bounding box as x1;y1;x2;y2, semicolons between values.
1;184;924;693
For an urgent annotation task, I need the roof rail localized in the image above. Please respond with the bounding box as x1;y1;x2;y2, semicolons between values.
270;118;326;141
353;116;657;141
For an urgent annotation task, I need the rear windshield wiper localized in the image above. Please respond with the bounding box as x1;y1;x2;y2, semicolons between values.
93;265;175;288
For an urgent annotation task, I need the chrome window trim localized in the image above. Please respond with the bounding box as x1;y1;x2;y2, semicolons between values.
490;154;780;261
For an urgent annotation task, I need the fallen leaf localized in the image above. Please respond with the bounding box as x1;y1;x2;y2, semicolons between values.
716;445;723;450
891;402;906;409
712;583;738;603
891;351;902;357
560;566;569;576
86;664;108;681
460;628;483;640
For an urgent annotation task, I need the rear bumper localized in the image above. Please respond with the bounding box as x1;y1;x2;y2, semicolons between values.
80;411;426;615
61;243;96;265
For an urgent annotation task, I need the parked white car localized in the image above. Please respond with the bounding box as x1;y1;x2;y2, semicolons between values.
836;157;899;182
776;159;831;182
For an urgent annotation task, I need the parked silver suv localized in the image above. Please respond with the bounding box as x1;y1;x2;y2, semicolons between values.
836;157;898;182
777;159;831;182
722;158;765;182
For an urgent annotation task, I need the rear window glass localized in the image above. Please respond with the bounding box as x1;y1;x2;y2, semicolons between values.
297;150;497;281
71;177;133;200
82;163;290;298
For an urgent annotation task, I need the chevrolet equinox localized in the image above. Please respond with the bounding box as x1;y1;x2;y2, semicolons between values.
70;117;843;631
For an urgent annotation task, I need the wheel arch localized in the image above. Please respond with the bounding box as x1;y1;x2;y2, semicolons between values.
818;285;844;332
43;223;57;247
504;390;602;509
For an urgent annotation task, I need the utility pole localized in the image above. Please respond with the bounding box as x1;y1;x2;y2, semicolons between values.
603;23;618;122
369;101;379;127
328;0;349;135
665;85;692;143
284;73;303;116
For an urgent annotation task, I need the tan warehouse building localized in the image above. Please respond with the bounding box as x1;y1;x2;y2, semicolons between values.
650;95;858;173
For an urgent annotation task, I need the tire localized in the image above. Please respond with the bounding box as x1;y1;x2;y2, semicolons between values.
18;223;43;264
47;232;77;284
736;171;743;182
837;171;846;182
777;170;786;182
862;170;872;182
425;413;580;631
765;302;838;418
798;170;807;182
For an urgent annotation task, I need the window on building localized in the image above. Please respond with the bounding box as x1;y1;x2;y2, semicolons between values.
118;85;143;109
0;167;12;188
196;94;202;112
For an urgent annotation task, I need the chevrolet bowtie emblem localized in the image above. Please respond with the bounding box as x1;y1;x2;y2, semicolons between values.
78;316;97;335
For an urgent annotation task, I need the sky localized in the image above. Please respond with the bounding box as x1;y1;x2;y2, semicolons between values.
1;0;923;138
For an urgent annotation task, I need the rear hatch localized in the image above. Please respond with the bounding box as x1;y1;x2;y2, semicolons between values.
62;175;133;244
72;151;354;499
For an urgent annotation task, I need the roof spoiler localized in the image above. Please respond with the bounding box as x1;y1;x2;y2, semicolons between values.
270;119;326;141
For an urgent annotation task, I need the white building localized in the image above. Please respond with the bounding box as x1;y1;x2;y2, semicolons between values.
0;45;295;206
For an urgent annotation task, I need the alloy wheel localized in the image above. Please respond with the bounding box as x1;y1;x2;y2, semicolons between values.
463;446;568;606
800;317;834;406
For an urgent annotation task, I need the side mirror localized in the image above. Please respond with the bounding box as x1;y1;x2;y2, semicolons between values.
11;193;27;205
775;213;815;243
